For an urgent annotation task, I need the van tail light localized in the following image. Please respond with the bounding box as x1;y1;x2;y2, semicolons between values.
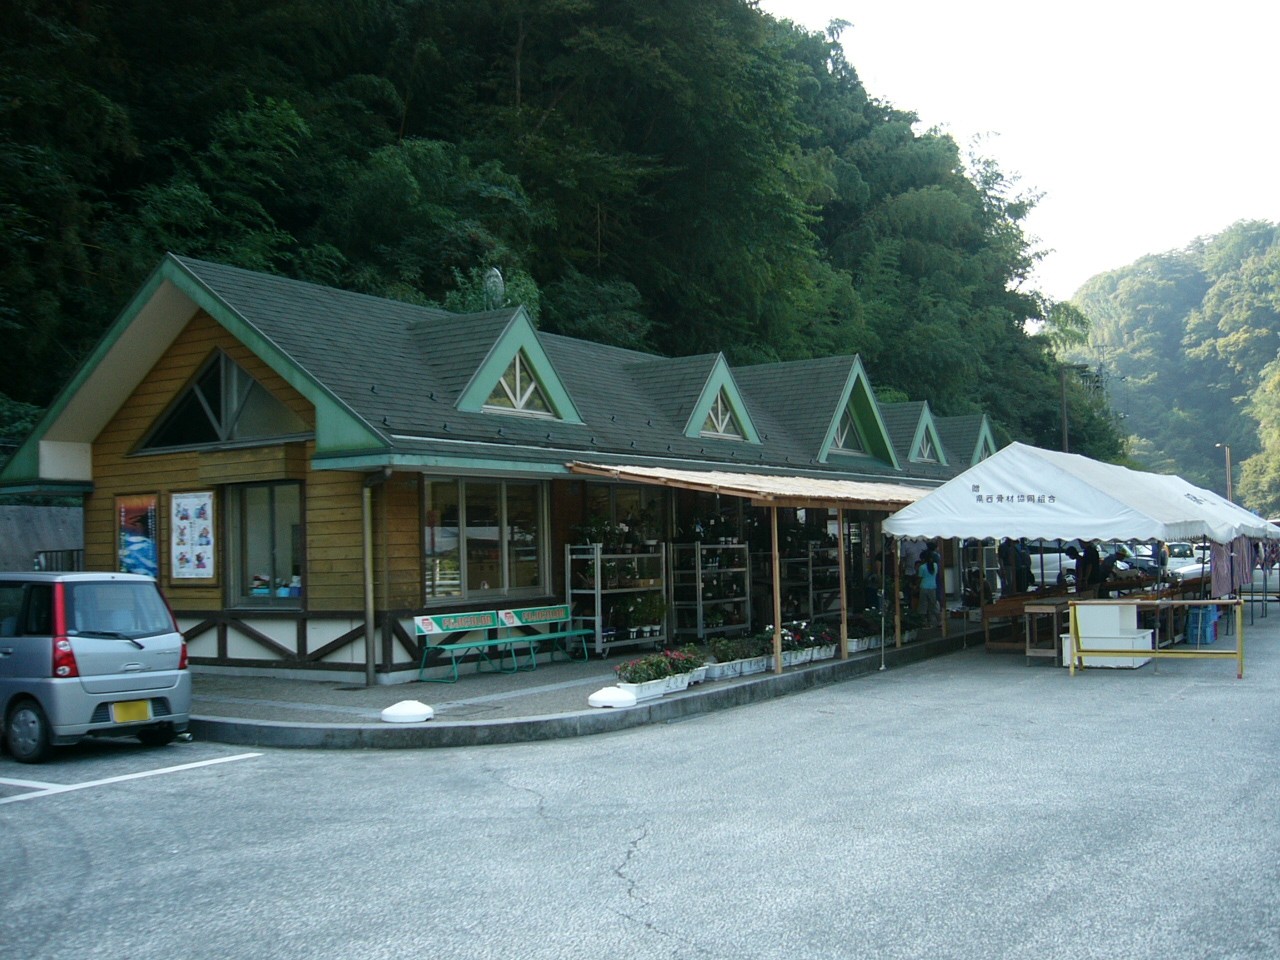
53;638;80;678
179;642;189;670
51;581;79;678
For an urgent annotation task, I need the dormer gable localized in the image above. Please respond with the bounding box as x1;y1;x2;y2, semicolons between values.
908;403;948;466
455;307;583;423
817;358;898;467
684;355;760;443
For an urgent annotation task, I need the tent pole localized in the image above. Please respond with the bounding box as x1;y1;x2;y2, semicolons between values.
837;508;848;659
771;506;783;674
894;539;903;647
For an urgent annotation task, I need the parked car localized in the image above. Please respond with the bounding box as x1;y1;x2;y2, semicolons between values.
0;572;190;763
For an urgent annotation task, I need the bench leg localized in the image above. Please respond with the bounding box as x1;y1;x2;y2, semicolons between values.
419;649;461;683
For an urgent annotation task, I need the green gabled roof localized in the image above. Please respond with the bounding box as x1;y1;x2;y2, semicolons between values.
1;255;976;491
879;401;949;472
935;413;999;468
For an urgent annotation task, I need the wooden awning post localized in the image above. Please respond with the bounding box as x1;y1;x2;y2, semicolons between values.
837;508;849;659
771;505;783;674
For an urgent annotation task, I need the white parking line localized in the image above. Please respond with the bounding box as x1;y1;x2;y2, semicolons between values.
0;752;261;805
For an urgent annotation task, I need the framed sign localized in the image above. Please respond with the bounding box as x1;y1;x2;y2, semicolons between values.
116;494;159;576
171;491;215;580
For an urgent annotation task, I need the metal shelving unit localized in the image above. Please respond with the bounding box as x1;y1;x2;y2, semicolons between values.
565;543;668;655
670;542;751;640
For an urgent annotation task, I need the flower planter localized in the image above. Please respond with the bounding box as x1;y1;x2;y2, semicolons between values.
848;636;872;653
616;678;668;702
686;664;709;685
810;643;836;661
739;655;772;676
665;673;691;693
703;659;742;681
781;648;812;667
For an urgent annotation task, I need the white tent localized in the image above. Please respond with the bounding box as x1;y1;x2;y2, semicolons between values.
882;442;1280;544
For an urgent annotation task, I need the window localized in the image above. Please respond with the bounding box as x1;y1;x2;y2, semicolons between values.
423;479;547;602
701;389;744;439
228;483;303;606
483;351;554;417
916;433;937;462
142;351;308;451
832;408;865;454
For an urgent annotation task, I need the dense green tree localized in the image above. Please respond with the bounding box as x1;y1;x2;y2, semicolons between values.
0;0;1125;464
1069;222;1280;496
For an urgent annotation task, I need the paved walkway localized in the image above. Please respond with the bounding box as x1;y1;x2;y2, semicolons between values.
188;625;980;748
188;603;1276;749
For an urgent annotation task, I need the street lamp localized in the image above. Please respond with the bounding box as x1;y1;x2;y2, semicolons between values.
1215;442;1232;501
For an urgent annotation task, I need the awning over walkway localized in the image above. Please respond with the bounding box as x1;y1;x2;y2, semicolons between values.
566;461;933;510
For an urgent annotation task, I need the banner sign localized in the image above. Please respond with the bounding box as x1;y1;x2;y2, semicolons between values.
414;611;499;635
499;605;570;627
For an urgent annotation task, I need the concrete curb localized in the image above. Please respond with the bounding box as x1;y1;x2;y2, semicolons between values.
189;632;975;749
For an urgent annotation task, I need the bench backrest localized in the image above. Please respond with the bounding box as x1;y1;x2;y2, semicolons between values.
415;610;499;640
414;604;577;642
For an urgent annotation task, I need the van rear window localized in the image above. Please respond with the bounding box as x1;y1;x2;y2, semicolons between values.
65;581;174;637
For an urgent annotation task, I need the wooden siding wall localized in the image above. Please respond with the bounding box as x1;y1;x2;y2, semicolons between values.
86;310;367;613
375;472;423;609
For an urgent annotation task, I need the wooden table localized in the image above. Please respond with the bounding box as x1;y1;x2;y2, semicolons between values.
1023;596;1071;665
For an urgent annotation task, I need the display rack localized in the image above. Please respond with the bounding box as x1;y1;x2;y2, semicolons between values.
565;543;668;656
751;542;843;625
670;542;751;640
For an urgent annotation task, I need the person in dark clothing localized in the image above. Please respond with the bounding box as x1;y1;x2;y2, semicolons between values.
1064;544;1102;596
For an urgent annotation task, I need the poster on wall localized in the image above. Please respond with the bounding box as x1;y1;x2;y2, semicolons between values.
117;494;159;576
171;491;215;580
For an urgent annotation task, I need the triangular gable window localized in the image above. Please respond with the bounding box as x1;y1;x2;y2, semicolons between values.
915;433;937;462
142;351;307;451
701;389;745;439
483;350;553;417
832;408;865;453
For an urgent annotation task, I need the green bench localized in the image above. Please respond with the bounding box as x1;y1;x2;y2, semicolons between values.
416;604;593;683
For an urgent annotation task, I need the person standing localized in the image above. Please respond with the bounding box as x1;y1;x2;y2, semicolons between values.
916;552;940;626
1064;543;1102;596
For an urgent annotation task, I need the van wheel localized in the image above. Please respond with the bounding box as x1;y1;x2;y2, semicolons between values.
5;699;52;764
136;723;177;747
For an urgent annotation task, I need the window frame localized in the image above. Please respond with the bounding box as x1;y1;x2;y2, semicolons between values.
421;478;550;605
225;480;305;609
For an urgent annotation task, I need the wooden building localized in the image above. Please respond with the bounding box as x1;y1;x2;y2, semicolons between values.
0;255;993;682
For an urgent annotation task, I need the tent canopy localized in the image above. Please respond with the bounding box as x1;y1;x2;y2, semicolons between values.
881;442;1280;544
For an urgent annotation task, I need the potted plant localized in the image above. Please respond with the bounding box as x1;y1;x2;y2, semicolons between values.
664;645;706;684
633;592;667;636
614;652;676;701
810;627;837;660
705;635;744;680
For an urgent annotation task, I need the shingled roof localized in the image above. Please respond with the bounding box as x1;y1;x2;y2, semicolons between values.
1;255;983;491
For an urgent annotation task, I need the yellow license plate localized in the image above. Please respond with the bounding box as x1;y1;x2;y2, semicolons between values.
111;700;152;723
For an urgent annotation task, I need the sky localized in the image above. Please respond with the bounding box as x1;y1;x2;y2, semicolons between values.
759;1;1280;301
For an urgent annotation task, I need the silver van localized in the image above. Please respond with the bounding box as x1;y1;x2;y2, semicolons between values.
0;572;191;763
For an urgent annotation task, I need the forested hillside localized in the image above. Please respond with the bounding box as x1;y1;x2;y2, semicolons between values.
1;0;1120;459
1068;220;1280;513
